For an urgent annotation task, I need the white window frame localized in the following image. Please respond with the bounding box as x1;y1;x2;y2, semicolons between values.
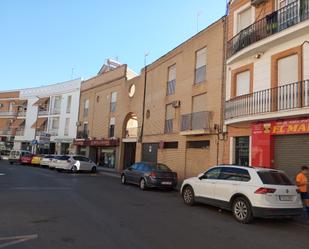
233;3;255;36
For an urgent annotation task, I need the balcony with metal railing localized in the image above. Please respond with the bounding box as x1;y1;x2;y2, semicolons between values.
48;129;59;136
0;130;13;136
77;130;89;139
0;111;17;116
225;79;309;122
227;0;309;58
15;129;25;136
38;109;49;116
180;111;211;135
50;108;61;115
17;111;27;117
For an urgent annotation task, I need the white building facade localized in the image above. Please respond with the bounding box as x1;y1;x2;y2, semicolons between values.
224;0;309;178
14;78;81;154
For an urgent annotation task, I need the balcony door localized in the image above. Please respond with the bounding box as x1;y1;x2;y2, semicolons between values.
277;54;299;110
192;93;207;130
277;0;299;31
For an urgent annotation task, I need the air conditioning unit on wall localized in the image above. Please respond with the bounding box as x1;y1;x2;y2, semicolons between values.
251;0;267;7
172;100;181;108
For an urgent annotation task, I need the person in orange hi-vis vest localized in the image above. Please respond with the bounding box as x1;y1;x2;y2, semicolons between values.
296;166;309;217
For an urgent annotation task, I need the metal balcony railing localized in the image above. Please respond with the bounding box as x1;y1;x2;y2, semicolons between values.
0;111;17;116
77;130;89;139
50;108;61;115
36;130;48;136
48;129;59;136
225;80;309;119
227;0;309;58
17;111;27;117
0;130;13;135
38;110;49;116
181;111;211;131
15;129;25;136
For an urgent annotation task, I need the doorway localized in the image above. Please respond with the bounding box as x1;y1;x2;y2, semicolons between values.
123;142;136;169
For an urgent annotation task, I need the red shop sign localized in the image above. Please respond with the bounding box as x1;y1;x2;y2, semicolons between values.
271;119;309;135
253;119;309;136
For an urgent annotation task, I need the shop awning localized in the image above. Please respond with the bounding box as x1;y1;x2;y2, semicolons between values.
0;119;9;130
11;119;25;128
33;97;49;106
15;99;27;106
31;118;47;129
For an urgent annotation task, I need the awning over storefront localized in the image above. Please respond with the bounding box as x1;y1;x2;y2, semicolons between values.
73;138;119;147
11;119;25;128
33;97;49;106
0;119;9;129
31;118;47;129
15;99;27;106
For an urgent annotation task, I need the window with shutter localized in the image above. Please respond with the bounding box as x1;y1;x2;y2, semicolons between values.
167;65;176;95
237;7;252;33
165;104;174;133
195;48;207;84
236;70;250;97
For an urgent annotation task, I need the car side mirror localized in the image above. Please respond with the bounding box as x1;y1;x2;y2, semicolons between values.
198;173;205;180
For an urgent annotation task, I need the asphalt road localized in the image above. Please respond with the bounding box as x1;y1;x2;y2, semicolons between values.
0;161;308;249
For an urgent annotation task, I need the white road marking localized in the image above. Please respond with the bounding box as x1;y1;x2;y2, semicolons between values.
0;234;38;248
0;173;5;176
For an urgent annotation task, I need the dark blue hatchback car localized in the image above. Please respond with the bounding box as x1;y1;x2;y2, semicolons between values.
121;162;177;190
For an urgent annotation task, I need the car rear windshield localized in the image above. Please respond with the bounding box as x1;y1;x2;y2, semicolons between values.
147;163;171;172
55;156;70;160
257;171;293;185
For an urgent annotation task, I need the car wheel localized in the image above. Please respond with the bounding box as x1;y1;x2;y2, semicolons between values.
91;166;97;173
121;174;127;185
71;165;78;173
232;197;253;224
9;162;13;165
139;178;147;191
57;169;62;172
182;186;195;206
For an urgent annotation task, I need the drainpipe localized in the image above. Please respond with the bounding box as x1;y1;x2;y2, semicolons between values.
218;16;228;165
140;54;148;148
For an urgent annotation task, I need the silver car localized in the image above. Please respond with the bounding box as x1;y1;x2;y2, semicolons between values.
51;155;97;173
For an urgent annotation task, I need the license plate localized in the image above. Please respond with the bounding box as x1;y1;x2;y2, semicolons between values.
161;181;172;185
279;195;293;201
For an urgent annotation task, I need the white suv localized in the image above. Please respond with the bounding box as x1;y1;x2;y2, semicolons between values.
181;165;303;223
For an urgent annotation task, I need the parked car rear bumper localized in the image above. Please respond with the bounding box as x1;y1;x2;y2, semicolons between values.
146;178;177;189
252;207;303;218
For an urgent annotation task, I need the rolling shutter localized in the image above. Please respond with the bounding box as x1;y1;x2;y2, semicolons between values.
274;135;309;180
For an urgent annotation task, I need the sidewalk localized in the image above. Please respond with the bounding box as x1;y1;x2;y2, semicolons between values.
97;167;120;178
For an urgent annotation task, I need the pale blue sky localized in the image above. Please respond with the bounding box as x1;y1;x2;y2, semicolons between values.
0;0;227;91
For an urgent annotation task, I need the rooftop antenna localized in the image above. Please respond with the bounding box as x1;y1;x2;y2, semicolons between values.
197;11;202;33
71;68;74;79
144;52;149;67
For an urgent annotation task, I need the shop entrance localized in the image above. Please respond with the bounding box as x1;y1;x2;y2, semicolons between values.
235;136;249;166
123;142;136;169
274;134;309;179
97;148;116;168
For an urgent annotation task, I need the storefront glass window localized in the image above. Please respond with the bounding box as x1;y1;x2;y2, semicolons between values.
98;149;115;168
235;137;249;166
